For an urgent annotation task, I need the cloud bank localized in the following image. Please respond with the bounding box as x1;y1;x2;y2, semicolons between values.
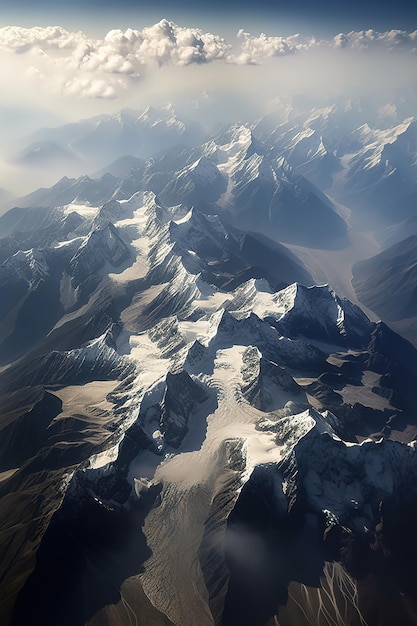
1;21;416;99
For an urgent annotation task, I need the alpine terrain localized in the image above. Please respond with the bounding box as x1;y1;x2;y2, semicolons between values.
1;101;417;626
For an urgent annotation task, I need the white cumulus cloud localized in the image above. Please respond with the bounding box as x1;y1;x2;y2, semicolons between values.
332;29;417;51
0;20;231;98
232;30;306;64
0;21;416;100
0;25;86;52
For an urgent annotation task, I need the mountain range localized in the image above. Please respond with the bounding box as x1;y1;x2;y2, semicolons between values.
1;101;417;626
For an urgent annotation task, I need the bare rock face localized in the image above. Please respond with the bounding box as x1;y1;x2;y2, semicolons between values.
70;223;131;282
136;369;209;451
0;387;62;472
272;282;374;347
160;370;208;447
353;236;417;348
241;346;305;412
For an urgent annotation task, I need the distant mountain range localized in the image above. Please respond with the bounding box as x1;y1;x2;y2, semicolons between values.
16;105;204;168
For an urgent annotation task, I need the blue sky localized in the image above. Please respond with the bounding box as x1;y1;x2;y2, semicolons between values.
2;0;417;35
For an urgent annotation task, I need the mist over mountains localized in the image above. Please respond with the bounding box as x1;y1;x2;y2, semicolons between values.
1;15;417;626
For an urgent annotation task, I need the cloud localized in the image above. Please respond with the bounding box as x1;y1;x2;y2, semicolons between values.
332;29;417;51
0;21;416;103
63;76;121;99
232;30;302;64
0;25;86;53
0;20;230;68
230;28;417;64
65;21;230;78
0;20;232;99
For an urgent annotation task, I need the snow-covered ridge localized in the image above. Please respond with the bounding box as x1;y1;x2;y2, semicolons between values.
224;280;373;346
1;248;50;287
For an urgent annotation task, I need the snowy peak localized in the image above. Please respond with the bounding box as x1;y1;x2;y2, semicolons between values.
69;222;130;286
204;307;325;369
161;370;208;447
186;156;224;184
23;104;204;175
158;155;226;206
250;101;417;229
215;124;267;161
1;247;50;288
137;368;208;450
2;325;133;392
219;278;372;348
91;200;126;229
17;172;118;210
136;103;186;134
228;151;276;188
347;116;417;179
196;127;348;248
241;345;306;412
272;282;373;346
291;424;417;530
206;308;240;342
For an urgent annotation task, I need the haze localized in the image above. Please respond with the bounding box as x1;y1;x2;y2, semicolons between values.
0;16;416;196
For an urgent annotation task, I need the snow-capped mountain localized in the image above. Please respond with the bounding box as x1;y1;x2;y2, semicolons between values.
11;98;417;235
255;100;417;230
13;140;83;169
153;123;348;248
19;105;204;170
1;104;417;626
10;116;349;250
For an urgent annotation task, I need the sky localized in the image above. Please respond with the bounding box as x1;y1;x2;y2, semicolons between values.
2;0;417;36
0;0;416;196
